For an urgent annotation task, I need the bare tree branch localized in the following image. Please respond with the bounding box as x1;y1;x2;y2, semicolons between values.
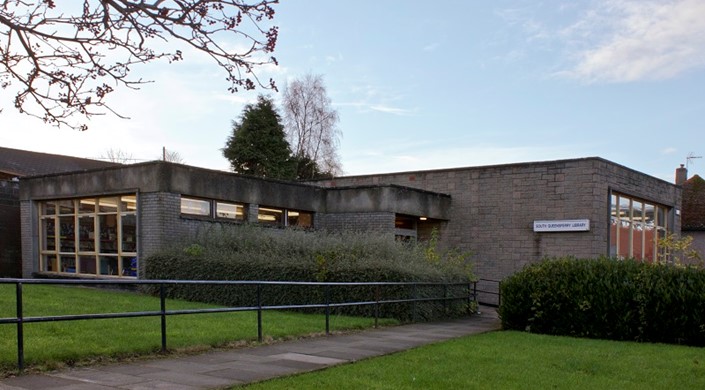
282;73;342;177
0;0;279;130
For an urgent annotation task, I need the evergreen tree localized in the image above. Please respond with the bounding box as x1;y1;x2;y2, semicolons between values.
223;96;295;179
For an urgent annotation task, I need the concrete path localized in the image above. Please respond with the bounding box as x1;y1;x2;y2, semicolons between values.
0;307;500;390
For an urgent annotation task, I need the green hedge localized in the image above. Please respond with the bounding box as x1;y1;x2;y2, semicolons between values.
143;225;474;321
499;257;705;346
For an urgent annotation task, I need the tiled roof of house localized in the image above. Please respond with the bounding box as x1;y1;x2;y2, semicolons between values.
682;174;705;231
0;146;119;178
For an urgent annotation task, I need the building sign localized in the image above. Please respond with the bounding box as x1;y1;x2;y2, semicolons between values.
533;219;590;232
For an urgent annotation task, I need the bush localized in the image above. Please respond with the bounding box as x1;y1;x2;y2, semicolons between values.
143;225;475;321
499;257;705;346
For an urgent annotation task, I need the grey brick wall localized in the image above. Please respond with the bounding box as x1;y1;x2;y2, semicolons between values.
318;158;680;281
0;181;21;277
138;192;180;276
20;200;34;278
319;212;395;235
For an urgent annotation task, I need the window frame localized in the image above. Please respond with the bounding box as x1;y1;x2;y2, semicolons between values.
38;194;138;278
609;191;670;263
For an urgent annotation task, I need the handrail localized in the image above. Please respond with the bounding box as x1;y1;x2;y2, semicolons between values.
475;278;502;307
0;278;477;372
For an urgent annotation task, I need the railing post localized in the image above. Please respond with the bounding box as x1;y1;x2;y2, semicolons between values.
257;284;263;342
412;283;417;322
374;285;380;328
16;282;24;372
160;285;167;353
325;284;330;335
443;284;448;316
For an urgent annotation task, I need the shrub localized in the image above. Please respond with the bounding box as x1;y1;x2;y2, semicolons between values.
499;257;705;346
144;225;475;321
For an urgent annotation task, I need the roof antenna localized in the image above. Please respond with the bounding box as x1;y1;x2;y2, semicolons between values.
686;152;702;170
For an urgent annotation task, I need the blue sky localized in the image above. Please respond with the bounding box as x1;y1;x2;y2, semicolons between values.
2;0;705;182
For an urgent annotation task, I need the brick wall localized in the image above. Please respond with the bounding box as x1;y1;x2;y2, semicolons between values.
20;200;34;278
319;212;395;235
683;231;705;263
317;158;680;281
138;192;180;276
0;180;21;277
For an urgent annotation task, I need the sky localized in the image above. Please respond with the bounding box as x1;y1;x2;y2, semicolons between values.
2;0;705;182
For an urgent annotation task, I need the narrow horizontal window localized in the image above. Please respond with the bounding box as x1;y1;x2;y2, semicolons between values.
287;210;313;228
216;202;246;220
258;207;283;226
181;197;211;216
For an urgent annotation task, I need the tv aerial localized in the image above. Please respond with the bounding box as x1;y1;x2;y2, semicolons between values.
686;152;702;170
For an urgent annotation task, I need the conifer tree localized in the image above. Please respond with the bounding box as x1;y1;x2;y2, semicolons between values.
223;96;295;179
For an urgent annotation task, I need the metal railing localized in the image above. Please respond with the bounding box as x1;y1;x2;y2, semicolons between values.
475;278;501;307
0;278;477;372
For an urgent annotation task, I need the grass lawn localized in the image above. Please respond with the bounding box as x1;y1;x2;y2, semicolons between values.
239;330;705;389
0;284;395;375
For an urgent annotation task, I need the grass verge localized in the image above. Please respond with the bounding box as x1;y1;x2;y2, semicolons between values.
238;330;705;389
0;284;396;376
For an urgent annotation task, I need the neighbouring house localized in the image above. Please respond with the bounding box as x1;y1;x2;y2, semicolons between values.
678;165;705;260
0;147;118;277
11;150;681;297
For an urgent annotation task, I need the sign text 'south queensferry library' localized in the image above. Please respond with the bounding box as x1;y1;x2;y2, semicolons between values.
533;219;590;232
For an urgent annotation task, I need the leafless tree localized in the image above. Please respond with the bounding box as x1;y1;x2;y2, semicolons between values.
161;146;184;163
101;148;133;163
282;73;341;177
0;0;279;130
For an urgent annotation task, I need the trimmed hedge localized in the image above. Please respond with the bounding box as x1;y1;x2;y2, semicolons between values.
143;225;475;321
499;257;705;346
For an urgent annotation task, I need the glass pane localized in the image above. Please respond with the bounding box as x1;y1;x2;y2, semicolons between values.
289;211;313;228
618;197;630;217
59;216;75;253
98;214;118;254
121;214;137;253
120;195;137;212
78;216;95;251
644;203;655;227
42;255;58;272
657;207;667;228
99;256;119;276
258;207;283;226
181;197;210;216
216;202;245;220
79;255;97;275
42;218;56;251
42;202;56;216
60;255;76;273
122;257;138;277
57;200;75;215
98;197;119;213
395;214;414;230
79;198;96;213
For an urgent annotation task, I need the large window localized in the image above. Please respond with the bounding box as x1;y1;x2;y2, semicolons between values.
39;195;138;277
610;193;669;262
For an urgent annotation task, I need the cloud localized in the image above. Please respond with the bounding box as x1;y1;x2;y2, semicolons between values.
325;53;344;64
423;43;440;52
369;105;413;116
561;0;705;83
661;147;678;155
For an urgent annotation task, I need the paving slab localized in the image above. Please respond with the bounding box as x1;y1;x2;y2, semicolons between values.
0;307;499;390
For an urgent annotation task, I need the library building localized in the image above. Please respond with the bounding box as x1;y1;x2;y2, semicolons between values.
0;147;682;285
